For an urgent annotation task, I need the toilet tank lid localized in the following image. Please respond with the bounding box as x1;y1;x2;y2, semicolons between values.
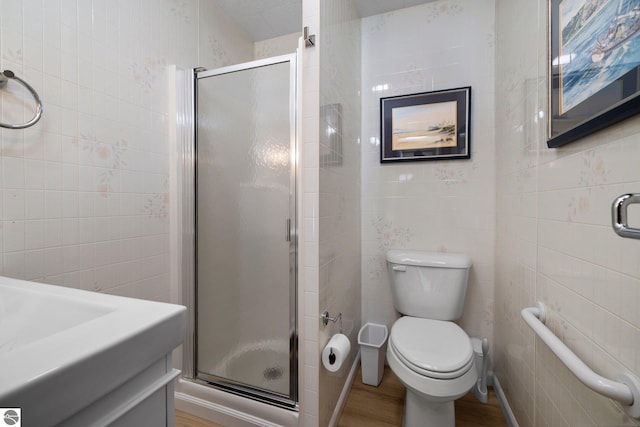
386;250;472;268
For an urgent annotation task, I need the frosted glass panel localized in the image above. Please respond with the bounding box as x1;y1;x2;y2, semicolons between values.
195;61;293;398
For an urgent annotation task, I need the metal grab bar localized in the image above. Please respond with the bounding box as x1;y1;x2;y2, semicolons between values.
521;302;640;419
0;69;43;129
612;194;640;239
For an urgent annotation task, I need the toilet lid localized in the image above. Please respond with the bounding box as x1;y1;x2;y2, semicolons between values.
390;317;474;379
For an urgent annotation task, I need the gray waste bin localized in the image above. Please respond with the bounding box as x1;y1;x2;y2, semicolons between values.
357;323;389;386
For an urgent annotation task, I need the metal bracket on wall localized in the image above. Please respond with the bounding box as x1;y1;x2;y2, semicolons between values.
321;311;342;333
612;194;640;239
303;26;315;47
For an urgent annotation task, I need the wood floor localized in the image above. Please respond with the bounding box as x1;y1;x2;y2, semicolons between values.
338;365;508;427
175;410;224;427
175;365;508;427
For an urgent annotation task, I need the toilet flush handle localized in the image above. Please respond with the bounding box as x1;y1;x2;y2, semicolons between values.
391;265;406;272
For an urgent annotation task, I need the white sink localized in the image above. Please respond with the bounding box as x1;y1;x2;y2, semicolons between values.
0;276;186;426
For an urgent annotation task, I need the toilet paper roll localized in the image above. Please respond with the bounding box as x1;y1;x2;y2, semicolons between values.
322;333;351;372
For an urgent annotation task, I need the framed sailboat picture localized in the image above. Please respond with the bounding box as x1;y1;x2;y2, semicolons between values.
380;87;471;162
549;0;640;148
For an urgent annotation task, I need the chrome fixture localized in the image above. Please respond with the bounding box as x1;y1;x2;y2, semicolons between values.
303;26;315;47
0;69;43;129
612;193;640;239
321;311;342;332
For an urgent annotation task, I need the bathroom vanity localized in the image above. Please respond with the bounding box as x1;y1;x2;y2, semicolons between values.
0;276;186;427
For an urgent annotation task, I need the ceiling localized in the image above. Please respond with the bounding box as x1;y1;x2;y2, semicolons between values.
211;0;437;42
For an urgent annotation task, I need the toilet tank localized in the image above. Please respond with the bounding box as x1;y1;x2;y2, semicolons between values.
386;250;472;321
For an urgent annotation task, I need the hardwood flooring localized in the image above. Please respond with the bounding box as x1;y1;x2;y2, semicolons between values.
338;365;508;427
174;365;508;427
175;410;224;427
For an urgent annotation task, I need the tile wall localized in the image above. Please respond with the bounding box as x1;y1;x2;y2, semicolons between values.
318;0;361;426
0;0;252;300
254;33;300;60
301;0;321;424
495;0;640;426
360;0;496;344
10;2;638;427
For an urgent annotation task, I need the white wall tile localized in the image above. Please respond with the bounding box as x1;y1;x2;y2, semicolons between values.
24;249;46;280
495;0;640;426
3;156;25;189
315;1;361;425
4;190;25;221
25;190;44;220
24;160;44;189
25;220;45;250
44;162;62;190
0;0;218;302
45;219;62;247
3;220;25;252
361;0;496;343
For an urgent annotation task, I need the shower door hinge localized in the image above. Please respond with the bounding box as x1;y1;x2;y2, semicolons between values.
304;27;315;47
285;218;292;242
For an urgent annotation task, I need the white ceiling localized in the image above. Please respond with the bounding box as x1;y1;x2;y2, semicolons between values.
211;0;436;42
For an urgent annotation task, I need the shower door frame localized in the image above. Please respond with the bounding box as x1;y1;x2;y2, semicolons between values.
181;54;299;410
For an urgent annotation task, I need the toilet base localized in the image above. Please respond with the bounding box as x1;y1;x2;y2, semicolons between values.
403;389;455;427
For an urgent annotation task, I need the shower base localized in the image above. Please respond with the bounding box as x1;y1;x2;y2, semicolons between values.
177;338;298;427
204;339;290;396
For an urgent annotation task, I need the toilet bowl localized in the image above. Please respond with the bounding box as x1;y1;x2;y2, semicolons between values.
387;317;477;426
386;250;475;427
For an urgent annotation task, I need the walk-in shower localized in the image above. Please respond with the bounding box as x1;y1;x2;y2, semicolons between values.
179;54;298;413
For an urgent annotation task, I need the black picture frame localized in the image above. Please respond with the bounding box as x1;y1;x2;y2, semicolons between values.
380;87;471;163
548;0;640;148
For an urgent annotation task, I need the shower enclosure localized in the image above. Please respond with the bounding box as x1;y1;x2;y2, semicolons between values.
182;54;298;409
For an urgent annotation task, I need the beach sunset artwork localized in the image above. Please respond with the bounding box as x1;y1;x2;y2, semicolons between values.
391;101;457;151
380;87;470;162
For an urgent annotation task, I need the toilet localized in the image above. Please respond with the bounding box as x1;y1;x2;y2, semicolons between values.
386;249;476;427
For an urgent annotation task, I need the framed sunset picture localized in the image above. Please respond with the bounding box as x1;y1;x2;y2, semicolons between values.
380;87;471;162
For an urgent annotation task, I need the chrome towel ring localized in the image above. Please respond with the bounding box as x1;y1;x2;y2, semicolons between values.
0;69;43;129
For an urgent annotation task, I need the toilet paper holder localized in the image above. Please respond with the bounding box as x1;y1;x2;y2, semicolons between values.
321;311;343;333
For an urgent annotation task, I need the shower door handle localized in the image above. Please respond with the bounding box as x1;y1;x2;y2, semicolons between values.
285;218;291;242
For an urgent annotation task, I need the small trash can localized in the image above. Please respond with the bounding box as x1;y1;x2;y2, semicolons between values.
358;323;389;386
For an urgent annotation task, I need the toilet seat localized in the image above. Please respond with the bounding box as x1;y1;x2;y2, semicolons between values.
389;317;473;380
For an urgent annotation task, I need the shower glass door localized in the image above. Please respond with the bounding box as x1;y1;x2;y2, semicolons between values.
194;55;297;407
